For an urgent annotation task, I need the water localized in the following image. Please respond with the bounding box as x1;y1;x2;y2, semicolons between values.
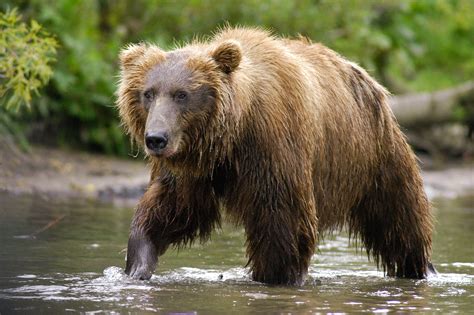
0;192;472;313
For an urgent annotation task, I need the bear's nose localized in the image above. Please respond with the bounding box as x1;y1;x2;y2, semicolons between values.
145;132;168;153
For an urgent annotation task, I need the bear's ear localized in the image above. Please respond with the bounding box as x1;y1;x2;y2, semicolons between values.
119;43;166;71
211;40;242;74
119;43;148;69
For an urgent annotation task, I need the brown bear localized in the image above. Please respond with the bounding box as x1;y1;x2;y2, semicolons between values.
116;27;435;285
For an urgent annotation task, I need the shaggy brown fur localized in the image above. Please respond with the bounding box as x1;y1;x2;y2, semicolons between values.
116;27;434;285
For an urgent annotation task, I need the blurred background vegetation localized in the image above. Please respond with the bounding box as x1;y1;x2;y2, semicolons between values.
1;0;473;155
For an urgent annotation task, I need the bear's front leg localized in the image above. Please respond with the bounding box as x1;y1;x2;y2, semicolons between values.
124;177;220;280
125;226;158;280
244;190;318;285
124;183;165;280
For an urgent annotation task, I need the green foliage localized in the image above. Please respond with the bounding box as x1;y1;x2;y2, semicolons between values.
2;1;129;154
0;8;57;110
1;0;473;154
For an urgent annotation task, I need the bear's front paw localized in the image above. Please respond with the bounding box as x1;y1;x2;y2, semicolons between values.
125;260;155;280
124;233;158;280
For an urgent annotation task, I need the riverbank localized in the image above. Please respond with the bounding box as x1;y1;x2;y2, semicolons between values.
0;137;148;206
0;138;472;206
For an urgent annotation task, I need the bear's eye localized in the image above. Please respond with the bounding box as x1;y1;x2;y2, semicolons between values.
174;90;188;102
143;89;154;101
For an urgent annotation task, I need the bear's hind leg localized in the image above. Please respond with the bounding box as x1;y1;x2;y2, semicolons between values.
349;151;435;279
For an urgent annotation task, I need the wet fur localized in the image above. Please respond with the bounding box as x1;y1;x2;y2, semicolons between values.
117;27;434;284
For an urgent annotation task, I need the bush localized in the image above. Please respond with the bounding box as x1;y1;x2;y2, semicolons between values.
0;8;57;110
0;8;58;150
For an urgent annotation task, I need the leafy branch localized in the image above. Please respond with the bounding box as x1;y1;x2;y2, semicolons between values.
0;8;58;111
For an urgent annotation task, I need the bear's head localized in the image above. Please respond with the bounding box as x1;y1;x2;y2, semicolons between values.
116;40;242;169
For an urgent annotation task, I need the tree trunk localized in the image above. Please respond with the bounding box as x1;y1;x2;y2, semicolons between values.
389;81;474;128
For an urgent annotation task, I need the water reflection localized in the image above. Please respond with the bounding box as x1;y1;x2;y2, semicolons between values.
0;192;472;313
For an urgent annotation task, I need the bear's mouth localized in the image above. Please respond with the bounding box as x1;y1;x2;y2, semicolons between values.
146;146;178;159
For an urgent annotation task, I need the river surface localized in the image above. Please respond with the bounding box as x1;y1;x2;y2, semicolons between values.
0;192;472;313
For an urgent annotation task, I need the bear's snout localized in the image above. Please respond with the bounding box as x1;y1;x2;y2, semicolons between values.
145;131;168;155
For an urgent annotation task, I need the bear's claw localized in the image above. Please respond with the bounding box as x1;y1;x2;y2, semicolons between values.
426;262;437;277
